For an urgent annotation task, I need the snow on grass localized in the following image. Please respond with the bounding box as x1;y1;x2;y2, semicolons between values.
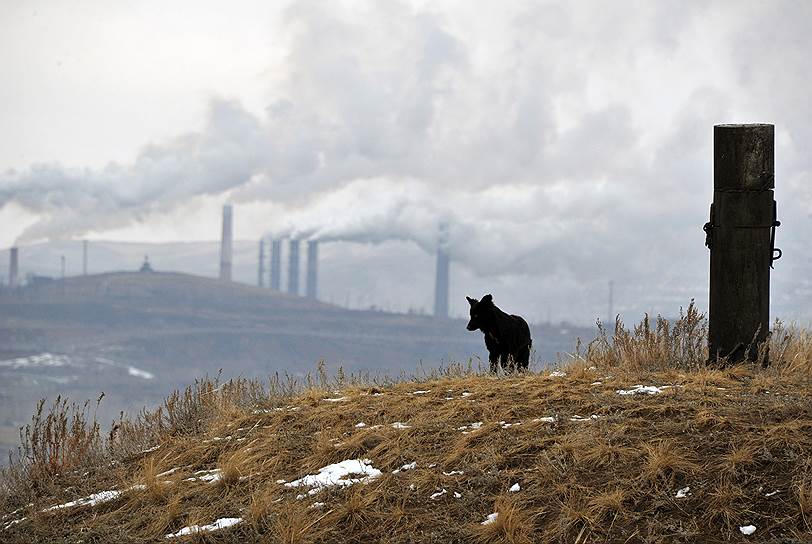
284;459;381;496
616;385;672;396
310;502;326;509
355;422;367;428
43;485;145;512
461;392;471;397
548;370;567;378
509;483;521;492
391;422;411;429
456;422;483;432
739;525;756;536
442;470;464;476
184;469;222;484
392;462;416;474
323;396;349;402
499;421;521;428
411;390;431;395
2;517;27;530
127;366;154;380
532;417;556;423
569;415;599;422
164;517;243;538
675;486;691;498
481;513;499;525
430;489;447;499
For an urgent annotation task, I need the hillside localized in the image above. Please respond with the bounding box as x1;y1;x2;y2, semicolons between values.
1;311;811;543
0;271;592;465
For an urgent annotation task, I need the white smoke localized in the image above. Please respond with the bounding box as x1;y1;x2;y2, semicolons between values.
2;0;812;294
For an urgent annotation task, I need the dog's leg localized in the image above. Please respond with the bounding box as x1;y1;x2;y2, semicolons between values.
488;351;499;374
516;345;530;372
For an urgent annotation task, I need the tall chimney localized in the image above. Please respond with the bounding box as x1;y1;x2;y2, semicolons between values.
82;240;88;276
8;247;18;288
433;223;450;318
288;239;300;295
219;204;233;281
270;239;282;291
258;239;265;287
306;240;318;300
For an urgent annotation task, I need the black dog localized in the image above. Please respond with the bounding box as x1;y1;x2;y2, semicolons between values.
466;294;532;373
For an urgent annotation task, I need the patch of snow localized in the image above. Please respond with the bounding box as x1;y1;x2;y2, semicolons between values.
164;517;243;538
409;484;416;490
428;463;437;468
456;422;483;431
764;489;780;497
275;479;286;484
739;525;756;536
532;417;556;423
184;469;222;484
442;470;464;476
284;459;381;495
323;397;349;402
430;489;447;499
2;517;27;530
481;513;498;525
616;385;672;396
393;462;416;474
391;422;411;429
461;392;471;397
310;502;325;509
156;467;180;478
548;370;567;378
569;415;599;422
127;366;154;380
500;421;521;428
355;422;367;428
444;397;454;400
412;390;431;395
675;486;691;498
139;445;160;454
509;483;520;493
591;381;602;386
43;485;144;511
453;491;462;498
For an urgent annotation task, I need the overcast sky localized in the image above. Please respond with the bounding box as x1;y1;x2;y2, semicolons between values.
1;0;811;324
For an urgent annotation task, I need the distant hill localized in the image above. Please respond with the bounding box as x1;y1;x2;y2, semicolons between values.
0;271;593;463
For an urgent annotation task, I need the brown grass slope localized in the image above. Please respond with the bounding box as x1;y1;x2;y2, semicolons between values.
2;307;812;543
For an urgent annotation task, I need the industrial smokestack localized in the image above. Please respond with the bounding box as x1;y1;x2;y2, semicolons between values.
219;204;233;281
288;239;300;295
82;240;88;276
306;240;318;300
270;239;282;291
258;239;265;287
433;223;450;318
8;247;18;288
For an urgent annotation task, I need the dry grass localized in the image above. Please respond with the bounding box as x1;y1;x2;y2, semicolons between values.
1;308;811;543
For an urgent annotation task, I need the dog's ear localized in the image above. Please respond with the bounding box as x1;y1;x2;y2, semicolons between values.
466;296;477;307
482;294;493;304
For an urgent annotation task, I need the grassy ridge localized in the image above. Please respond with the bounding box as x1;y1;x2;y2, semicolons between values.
2;309;811;543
